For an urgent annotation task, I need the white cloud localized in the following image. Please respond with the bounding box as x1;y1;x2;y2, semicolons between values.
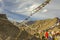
0;0;60;22
28;4;39;12
42;9;48;13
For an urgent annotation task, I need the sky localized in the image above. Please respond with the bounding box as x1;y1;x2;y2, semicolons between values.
0;0;60;22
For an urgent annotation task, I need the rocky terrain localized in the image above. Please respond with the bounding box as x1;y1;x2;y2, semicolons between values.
0;14;60;40
0;14;21;40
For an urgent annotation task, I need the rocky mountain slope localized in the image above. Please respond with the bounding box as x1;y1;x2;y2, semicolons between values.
0;14;40;40
16;17;60;35
0;14;20;40
0;14;60;40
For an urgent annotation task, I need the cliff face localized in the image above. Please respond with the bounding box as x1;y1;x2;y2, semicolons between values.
0;14;20;40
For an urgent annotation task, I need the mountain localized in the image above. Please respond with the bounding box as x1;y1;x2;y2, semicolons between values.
0;14;20;40
17;17;60;35
0;14;60;40
0;14;40;40
29;17;59;30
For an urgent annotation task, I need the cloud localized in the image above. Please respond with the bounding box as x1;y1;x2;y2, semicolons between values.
0;0;60;22
3;9;29;20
